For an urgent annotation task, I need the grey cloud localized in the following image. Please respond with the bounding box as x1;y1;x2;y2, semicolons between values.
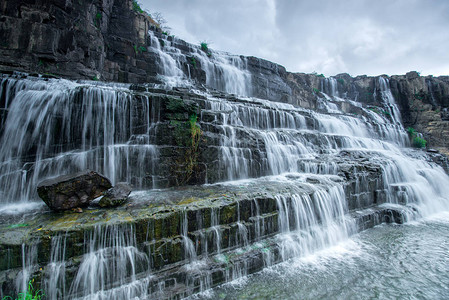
141;0;449;76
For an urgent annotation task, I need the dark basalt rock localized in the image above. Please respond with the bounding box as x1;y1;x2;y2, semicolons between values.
37;170;112;211
99;182;132;208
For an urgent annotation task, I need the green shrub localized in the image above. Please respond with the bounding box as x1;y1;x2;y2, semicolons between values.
200;42;212;56
407;127;427;148
2;279;44;300
312;88;321;94
413;136;427;148
132;0;143;13
200;42;208;52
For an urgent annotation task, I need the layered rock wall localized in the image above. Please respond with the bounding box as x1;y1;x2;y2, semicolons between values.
0;0;157;82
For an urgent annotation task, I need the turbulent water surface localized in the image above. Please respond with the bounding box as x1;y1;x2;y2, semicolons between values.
191;212;449;300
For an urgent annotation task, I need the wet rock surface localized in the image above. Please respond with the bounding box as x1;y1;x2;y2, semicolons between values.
37;170;112;211
0;170;409;299
99;182;132;208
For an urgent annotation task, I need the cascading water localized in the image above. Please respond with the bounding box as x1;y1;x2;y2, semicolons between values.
1;29;449;300
68;225;151;300
376;76;403;124
147;31;252;97
0;76;158;204
275;182;354;260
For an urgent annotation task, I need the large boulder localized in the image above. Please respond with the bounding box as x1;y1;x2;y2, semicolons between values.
99;182;132;208
37;171;112;211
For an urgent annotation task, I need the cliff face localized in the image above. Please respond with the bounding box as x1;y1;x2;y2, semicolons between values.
0;0;157;82
390;73;449;154
1;0;449;153
288;72;449;154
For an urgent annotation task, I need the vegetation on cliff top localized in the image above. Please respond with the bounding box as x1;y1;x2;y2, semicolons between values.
200;41;212;56
132;1;172;34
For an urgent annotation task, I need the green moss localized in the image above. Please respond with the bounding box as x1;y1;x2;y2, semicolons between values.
166;98;203;185
191;57;197;68
220;204;236;224
166;97;185;112
178;197;199;205
7;223;29;229
152;218;162;240
170;120;190;146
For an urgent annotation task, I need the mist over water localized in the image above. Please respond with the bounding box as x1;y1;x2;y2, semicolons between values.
191;213;449;300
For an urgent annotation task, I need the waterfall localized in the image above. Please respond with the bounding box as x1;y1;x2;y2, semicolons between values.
2;34;449;299
43;234;67;299
275;183;354;260
147;31;252;97
68;225;151;299
321;77;339;97
0;76;158;204
377;76;403;125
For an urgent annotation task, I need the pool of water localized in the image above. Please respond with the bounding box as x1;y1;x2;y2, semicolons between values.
190;212;449;300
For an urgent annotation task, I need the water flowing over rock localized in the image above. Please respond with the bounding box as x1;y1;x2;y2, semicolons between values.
1;0;449;299
37;170;112;211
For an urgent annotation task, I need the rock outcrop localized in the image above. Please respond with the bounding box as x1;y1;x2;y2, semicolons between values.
0;0;158;83
99;182;132;207
37;170;112;211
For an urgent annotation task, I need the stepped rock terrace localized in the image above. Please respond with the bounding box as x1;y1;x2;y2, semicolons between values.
1;171;406;299
1;1;449;297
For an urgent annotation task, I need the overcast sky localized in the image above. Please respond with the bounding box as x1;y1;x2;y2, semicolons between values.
140;0;449;77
